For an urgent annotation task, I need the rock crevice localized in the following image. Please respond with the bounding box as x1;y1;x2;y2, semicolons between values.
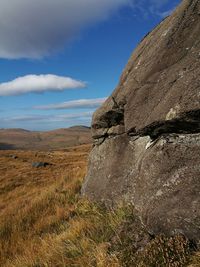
94;109;200;144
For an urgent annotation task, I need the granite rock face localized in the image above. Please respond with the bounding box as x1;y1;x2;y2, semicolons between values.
82;0;200;243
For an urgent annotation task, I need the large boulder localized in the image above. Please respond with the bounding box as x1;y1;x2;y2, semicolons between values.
82;0;200;243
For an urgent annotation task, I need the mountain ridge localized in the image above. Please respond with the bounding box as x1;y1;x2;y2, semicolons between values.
0;126;92;150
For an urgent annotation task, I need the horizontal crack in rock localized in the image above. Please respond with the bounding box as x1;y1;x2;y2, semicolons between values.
93;109;200;144
137;109;200;140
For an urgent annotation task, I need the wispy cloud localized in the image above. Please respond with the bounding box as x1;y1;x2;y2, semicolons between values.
34;98;107;110
0;0;129;59
1;111;93;123
129;0;180;18
149;0;179;17
0;111;94;130
157;8;175;18
0;74;86;96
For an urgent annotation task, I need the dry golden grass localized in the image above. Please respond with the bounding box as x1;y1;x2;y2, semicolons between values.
0;145;199;267
0;145;126;267
0;145;91;266
188;252;200;267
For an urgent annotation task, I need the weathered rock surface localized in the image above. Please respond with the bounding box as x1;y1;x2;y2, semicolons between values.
82;0;200;244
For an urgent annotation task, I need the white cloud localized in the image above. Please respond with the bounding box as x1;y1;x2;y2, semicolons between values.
0;74;86;96
0;0;180;59
0;0;129;59
34;97;107;110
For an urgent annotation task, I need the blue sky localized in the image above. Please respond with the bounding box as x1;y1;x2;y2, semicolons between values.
0;0;181;131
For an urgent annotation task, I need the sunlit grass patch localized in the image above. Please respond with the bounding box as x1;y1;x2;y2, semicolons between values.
0;148;199;267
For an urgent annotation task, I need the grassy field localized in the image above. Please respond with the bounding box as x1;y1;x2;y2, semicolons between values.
0;145;199;267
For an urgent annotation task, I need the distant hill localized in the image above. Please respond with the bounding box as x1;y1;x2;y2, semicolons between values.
0;126;92;150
